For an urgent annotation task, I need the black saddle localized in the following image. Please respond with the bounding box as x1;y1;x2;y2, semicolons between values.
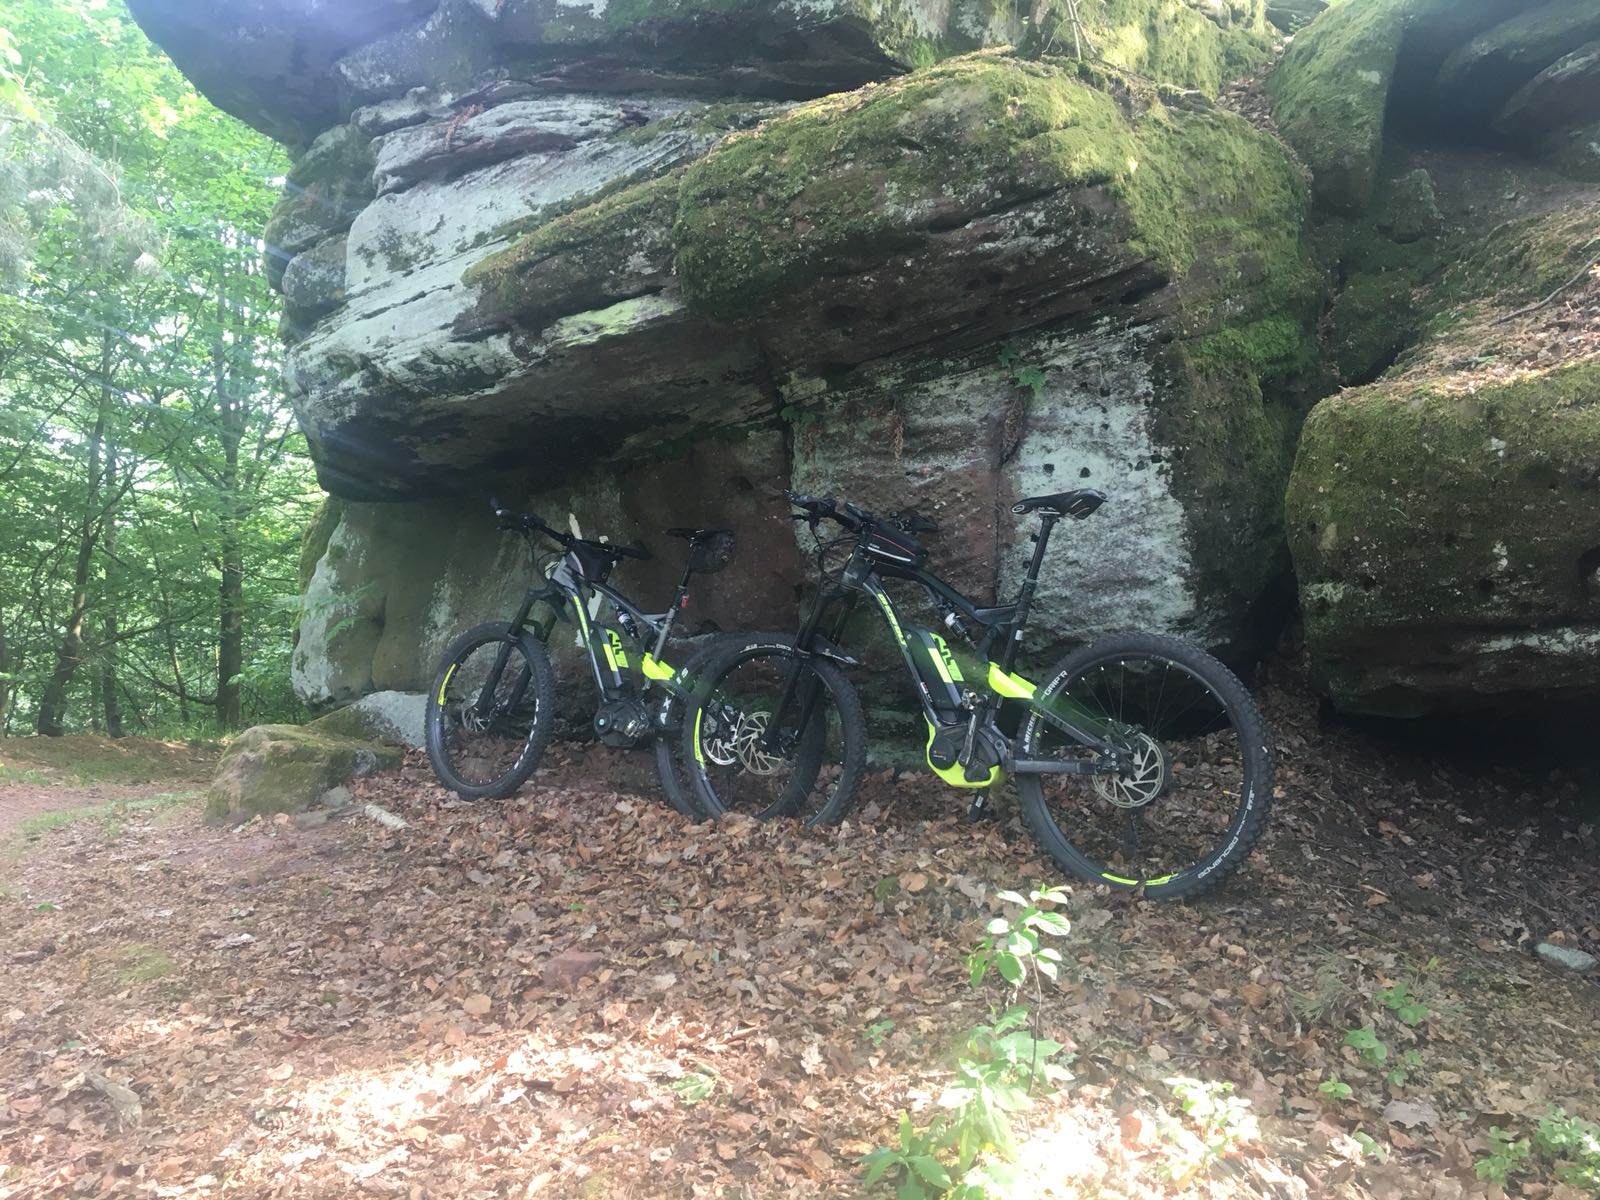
1012;489;1107;519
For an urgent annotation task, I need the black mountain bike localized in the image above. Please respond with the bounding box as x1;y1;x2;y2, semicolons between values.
424;499;735;816
680;489;1273;900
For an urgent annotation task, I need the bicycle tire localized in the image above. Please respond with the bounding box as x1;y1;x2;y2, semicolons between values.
424;621;556;800
648;637;732;821
1014;631;1273;901
679;635;867;827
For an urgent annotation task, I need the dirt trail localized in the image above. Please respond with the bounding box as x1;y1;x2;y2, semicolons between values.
0;691;1596;1199
0;736;215;839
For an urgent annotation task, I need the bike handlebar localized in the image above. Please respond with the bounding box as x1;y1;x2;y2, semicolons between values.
488;497;650;560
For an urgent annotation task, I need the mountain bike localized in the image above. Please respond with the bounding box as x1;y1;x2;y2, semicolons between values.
679;489;1273;900
424;499;736;816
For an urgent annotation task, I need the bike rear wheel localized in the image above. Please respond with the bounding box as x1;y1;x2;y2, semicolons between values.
425;622;556;799
680;636;867;827
1014;631;1272;901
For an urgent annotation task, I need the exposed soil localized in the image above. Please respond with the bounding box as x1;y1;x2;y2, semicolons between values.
0;736;217;840
0;685;1596;1200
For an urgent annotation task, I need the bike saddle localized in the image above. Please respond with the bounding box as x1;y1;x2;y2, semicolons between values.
666;526;733;542
1012;489;1107;519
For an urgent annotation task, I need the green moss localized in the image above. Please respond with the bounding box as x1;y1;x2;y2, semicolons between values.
1266;0;1408;213
673;54;1310;323
1158;339;1298;611
465;171;680;325
1194;315;1321;393
101;943;179;984
1027;0;1268;92
207;725;402;817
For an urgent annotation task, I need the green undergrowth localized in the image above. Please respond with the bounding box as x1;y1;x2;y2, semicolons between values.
0;735;215;787
16;790;200;840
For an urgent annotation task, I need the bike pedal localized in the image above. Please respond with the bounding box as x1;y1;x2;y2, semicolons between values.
965;794;996;824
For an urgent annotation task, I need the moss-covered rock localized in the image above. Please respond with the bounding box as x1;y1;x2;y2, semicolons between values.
1027;0;1268;93
1437;1;1600;126
672;56;1309;326
306;691;427;746
207;724;402;817
1265;0;1408;213
1287;360;1600;716
1269;0;1600;209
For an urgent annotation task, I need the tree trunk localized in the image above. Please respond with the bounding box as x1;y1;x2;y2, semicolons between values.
0;614;12;730
214;284;246;731
35;370;107;737
101;513;123;738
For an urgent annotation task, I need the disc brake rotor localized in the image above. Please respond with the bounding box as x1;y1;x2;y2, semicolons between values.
731;711;785;776
1094;732;1169;809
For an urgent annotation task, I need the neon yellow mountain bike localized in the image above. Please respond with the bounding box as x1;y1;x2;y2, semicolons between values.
425;499;734;816
678;490;1274;901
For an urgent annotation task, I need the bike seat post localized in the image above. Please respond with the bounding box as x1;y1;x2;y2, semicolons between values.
652;559;696;660
1004;513;1059;672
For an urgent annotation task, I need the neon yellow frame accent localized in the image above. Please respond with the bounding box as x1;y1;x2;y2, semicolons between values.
986;663;1037;700
604;628;629;672
925;721;1001;789
931;634;964;683
436;663;456;705
692;708;705;765
640;654;674;682
872;590;910;646
1101;871;1176;887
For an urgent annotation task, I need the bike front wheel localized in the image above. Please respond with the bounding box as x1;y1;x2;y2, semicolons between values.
648;637;736;822
424;622;556;800
1014;631;1273;901
679;636;867;827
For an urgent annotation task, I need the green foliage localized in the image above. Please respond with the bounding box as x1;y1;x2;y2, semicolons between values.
864;1019;896;1049
1384;1049;1424;1088
1343;1025;1388;1066
1475;1127;1531;1185
1156;1076;1258;1183
668;1066;717;1105
1535;1107;1600;1191
1318;1074;1353;1102
1375;981;1429;1026
862;885;1072;1199
1351;1131;1387;1161
0;0;314;736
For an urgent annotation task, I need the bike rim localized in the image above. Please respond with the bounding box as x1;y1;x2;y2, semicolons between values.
436;639;540;790
1027;651;1254;888
693;654;845;824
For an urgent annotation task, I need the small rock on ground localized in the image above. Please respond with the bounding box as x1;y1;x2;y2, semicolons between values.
1536;941;1598;972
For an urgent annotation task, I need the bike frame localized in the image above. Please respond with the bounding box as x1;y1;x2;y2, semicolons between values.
489;541;700;731
776;511;1130;786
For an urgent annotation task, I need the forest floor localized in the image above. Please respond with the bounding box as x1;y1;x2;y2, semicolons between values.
1;683;1597;1200
0;736;217;841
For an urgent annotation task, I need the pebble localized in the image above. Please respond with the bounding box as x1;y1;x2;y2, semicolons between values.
1536;942;1597;973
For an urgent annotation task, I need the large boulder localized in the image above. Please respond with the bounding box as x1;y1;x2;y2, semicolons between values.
208;725;403;817
1287;360;1600;716
129;0;1309;708
1268;0;1600;212
1286;194;1600;716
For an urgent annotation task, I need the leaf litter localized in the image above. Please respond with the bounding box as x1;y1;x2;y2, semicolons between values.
0;680;1596;1198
